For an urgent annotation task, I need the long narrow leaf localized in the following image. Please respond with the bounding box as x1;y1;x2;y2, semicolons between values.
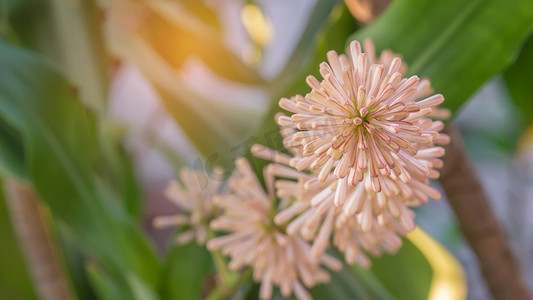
504;34;533;129
0;118;26;180
350;0;533;113
160;243;213;300
0;41;160;293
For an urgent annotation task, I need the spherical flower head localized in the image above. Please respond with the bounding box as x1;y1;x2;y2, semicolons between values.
306;171;439;232
252;144;409;266
278;39;450;193
207;158;342;300
153;168;224;245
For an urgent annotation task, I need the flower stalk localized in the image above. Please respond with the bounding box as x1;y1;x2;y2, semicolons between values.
440;124;531;300
205;225;249;300
3;179;74;300
206;227;233;285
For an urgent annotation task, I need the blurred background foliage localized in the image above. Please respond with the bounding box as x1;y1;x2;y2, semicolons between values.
0;0;532;299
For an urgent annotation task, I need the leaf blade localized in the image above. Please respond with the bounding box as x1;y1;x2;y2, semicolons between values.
0;40;160;292
350;0;533;113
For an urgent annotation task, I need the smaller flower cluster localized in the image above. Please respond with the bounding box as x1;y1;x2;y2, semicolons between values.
207;158;342;300
153;168;223;245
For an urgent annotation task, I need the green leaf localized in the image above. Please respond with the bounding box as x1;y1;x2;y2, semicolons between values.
110;28;267;169
88;261;159;300
310;264;395;300
0;40;159;292
56;226;98;300
0;118;26;180
96;121;143;218
349;0;533;114
234;236;433;300
87;262;135;300
238;258;396;300
504;34;533;128
368;238;433;300
160;242;214;300
5;0;109;113
155;87;253;170
146;1;348;170
311;238;433;300
3;0;53;51
5;0;142;216
126;272;160;300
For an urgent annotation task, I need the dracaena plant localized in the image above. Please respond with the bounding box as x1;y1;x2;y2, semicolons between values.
0;0;532;300
153;39;451;300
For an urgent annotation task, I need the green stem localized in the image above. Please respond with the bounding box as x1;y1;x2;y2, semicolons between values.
206;228;232;282
205;269;252;300
205;228;252;299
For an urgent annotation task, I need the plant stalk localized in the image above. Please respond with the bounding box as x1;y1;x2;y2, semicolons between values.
206;227;232;282
4;179;74;300
205;227;246;299
440;124;531;300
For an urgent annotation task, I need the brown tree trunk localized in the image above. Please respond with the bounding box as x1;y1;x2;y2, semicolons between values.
440;124;531;300
4;179;74;300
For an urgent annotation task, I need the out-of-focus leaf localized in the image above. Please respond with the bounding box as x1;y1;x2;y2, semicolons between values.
0;0;10;39
5;0;108;112
238;232;436;300
56;227;98;300
113;0;264;85
50;0;142;217
349;227;465;300
96;122;143;218
175;0;221;30
0;181;37;300
237;281;260;300
155;87;252;170
160;242;214;300
45;0;109;113
4;0;54;52
504;34;533;128
369;238;433;300
239;257;395;300
310;264;395;300
5;0;142;216
0;41;159;292
0;118;26;180
126;272;160;300
109;28;267;169
87;262;134;300
350;0;533;114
